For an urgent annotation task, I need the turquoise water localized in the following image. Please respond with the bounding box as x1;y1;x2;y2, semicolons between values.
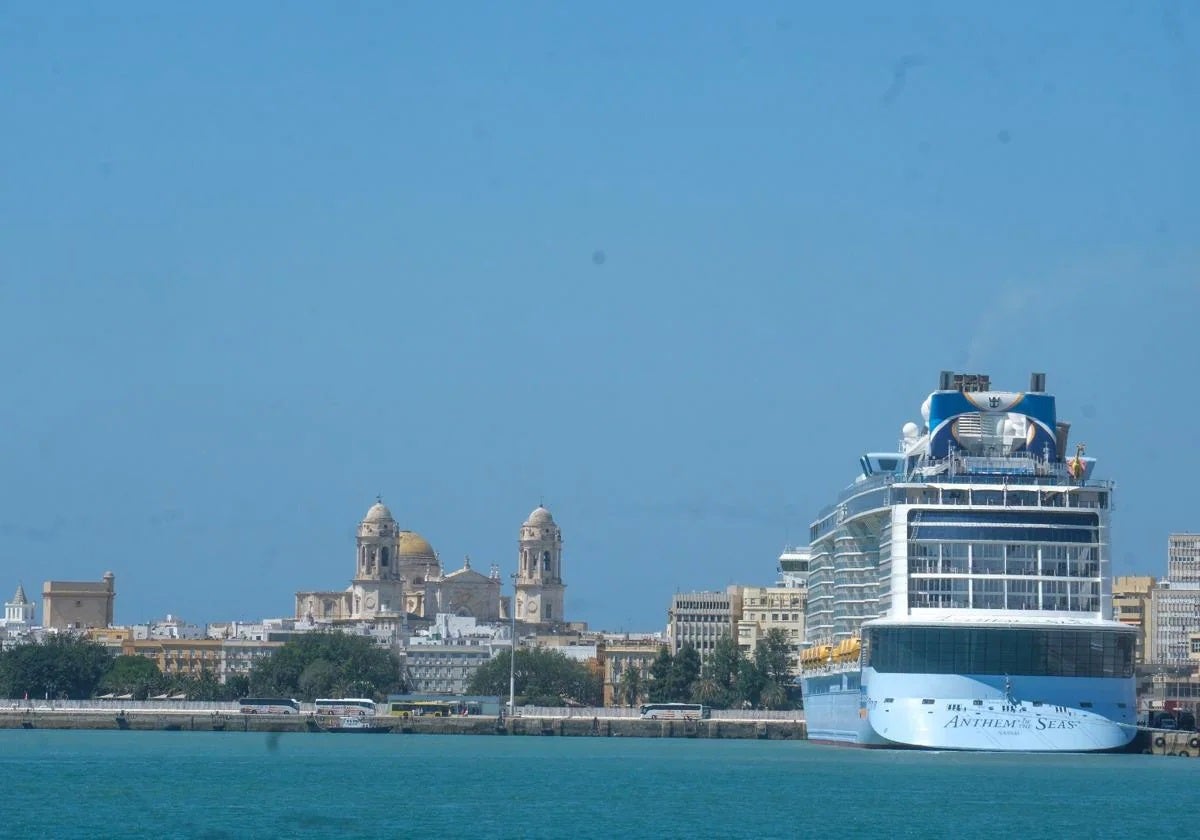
2;731;1196;839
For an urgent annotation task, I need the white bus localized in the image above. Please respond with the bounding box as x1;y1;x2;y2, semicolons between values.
314;698;377;717
238;697;301;715
639;703;711;720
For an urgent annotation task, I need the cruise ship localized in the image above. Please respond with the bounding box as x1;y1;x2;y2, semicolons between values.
799;371;1137;751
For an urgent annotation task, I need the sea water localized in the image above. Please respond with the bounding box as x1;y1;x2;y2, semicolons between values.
1;731;1196;839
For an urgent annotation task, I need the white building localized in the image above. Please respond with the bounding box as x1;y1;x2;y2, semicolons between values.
667;586;743;656
402;614;511;695
1150;534;1200;665
1;584;37;649
132;614;206;640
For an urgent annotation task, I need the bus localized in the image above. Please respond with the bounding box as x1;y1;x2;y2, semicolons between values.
639;703;711;720
238;697;301;715
314;698;377;717
387;700;482;718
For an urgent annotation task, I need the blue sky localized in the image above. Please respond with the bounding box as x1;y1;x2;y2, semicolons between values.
1;2;1197;630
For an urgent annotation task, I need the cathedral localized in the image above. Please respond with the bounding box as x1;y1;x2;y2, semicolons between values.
295;500;566;627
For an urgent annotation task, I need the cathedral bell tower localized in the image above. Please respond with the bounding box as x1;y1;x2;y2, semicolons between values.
352;498;404;617
357;499;399;582
514;505;565;625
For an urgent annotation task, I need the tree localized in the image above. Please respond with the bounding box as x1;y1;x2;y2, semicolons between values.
618;663;642;707
760;681;789;711
468;648;602;706
735;657;765;708
298;659;339;700
99;655;163;700
754;629;793;690
0;635;113;699
701;634;746;708
668;643;701;702
646;646;674;702
690;676;722;705
224;674;251;700
250;631;400;701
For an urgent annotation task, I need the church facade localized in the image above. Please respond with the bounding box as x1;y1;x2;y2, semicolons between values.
295;500;568;628
295;500;505;625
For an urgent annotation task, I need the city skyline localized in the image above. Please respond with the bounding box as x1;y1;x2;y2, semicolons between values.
2;4;1197;628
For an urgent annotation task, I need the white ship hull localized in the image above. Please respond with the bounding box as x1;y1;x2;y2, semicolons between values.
802;667;1136;751
801;670;890;747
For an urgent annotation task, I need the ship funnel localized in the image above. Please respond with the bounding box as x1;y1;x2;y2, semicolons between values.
1056;422;1070;460
1030;372;1047;393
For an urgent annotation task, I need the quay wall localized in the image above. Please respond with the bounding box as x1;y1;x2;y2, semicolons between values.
1137;728;1200;758
0;709;807;740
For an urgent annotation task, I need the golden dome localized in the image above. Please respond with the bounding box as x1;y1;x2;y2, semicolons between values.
397;531;436;558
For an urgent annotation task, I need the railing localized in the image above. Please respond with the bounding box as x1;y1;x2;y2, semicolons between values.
816;466;1113;522
509;706;805;721
3;699;243;712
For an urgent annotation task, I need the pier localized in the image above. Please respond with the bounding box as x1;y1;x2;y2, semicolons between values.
1135;728;1200;757
0;708;807;740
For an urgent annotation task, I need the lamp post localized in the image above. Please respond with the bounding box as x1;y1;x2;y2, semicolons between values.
509;572;518;716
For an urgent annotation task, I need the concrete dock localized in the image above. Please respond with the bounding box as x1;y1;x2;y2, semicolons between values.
0;708;807;740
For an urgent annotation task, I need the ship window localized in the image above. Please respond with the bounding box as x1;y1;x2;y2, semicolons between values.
973;700;983;706
866;626;1134;679
1080;702;1093;708
921;699;935;705
884;698;894;703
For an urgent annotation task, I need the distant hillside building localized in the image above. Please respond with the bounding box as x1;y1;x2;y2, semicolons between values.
43;571;115;630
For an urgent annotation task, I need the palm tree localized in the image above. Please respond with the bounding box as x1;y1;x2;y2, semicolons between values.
619;664;642;707
690;677;722;706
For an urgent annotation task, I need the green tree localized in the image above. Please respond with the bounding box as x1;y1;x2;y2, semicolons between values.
182;668;229;701
298;659;339;699
668;643;701;702
754;629;794;690
468;648;601;706
99;655;163;700
618;663;642;707
760;681;789;711
249;631;400;701
735;657;765;708
700;634;746;708
690;676;722;705
224;673;251;700
646;646;674;702
0;635;113;699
